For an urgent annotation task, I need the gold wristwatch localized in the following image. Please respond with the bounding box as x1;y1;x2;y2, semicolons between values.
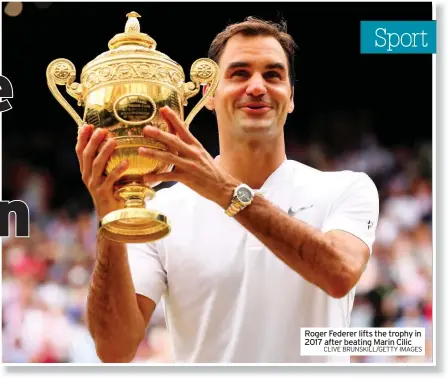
225;184;255;217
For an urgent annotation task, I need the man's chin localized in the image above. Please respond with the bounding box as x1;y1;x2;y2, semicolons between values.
240;122;273;133
236;124;280;140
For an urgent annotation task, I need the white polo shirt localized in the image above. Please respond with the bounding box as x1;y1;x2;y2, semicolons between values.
126;159;379;363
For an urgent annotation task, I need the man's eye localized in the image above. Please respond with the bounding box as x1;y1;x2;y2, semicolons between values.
265;71;281;79
231;70;248;77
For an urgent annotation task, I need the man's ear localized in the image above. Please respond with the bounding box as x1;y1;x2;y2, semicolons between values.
288;86;295;113
203;84;215;111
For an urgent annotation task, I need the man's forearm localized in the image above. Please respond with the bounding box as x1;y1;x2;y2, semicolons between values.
232;194;354;297
87;232;146;362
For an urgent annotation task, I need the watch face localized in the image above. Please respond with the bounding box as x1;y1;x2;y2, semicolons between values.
237;187;252;203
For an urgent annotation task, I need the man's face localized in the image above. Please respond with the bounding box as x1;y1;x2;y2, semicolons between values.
207;34;294;140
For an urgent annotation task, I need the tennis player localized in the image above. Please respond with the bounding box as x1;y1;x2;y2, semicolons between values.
78;17;379;363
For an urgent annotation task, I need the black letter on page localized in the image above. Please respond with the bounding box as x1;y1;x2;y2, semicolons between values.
0;201;30;237
0;75;13;113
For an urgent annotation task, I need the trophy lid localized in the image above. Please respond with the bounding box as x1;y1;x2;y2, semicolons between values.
108;11;157;50
82;11;180;72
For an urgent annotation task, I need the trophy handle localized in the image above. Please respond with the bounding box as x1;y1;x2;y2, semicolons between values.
46;58;84;128
183;58;219;127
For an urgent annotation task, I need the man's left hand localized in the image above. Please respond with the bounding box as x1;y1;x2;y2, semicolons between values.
139;106;238;209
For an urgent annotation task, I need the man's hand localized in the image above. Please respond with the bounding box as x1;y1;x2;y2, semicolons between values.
76;124;129;219
139;106;239;209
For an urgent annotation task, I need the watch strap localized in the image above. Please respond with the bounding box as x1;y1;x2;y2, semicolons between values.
225;197;247;217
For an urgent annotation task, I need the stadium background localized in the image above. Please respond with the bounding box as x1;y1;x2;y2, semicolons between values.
2;2;433;363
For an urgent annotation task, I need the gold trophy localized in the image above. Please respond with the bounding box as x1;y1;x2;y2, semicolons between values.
46;12;219;243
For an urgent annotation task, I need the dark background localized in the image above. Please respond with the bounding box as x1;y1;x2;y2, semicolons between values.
1;2;434;364
2;1;432;209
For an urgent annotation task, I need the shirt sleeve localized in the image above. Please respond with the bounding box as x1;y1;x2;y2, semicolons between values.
126;242;167;304
321;172;379;254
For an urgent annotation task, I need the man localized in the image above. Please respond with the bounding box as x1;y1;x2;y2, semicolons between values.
78;17;379;363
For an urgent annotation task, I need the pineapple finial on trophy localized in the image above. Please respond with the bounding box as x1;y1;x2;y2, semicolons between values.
107;11;156;50
125;11;141;33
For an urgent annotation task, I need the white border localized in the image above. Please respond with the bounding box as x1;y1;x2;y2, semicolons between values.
0;0;445;378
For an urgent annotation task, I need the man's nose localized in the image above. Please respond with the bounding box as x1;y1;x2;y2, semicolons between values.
246;74;267;97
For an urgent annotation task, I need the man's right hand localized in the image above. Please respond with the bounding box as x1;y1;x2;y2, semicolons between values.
75;124;129;220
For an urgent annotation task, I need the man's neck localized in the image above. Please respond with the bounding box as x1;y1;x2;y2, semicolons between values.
216;137;287;190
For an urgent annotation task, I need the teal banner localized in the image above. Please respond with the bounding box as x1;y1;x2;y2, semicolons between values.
360;21;436;54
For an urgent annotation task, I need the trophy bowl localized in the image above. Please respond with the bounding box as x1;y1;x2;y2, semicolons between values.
46;11;219;243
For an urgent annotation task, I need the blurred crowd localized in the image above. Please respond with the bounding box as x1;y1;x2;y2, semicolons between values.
2;119;433;364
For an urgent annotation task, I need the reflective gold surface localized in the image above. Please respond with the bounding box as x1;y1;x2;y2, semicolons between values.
46;11;219;243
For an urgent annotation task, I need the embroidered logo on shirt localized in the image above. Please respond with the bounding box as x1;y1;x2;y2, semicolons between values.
288;204;314;216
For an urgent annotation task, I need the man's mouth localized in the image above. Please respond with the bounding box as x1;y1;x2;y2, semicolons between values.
240;104;272;114
242;102;271;109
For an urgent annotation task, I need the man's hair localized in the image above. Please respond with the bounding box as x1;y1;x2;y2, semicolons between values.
208;16;298;86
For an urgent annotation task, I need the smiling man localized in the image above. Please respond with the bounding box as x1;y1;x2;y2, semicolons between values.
80;16;379;363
